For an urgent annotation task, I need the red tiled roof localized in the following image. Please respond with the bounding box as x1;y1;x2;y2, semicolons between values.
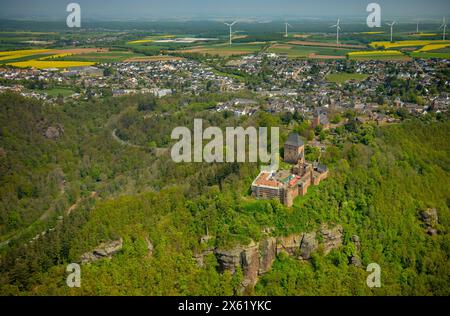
253;172;282;188
289;176;301;186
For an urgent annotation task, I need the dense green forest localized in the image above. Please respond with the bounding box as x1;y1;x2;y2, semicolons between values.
0;92;448;295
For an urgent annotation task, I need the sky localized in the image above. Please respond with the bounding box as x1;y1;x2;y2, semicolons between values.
0;0;449;20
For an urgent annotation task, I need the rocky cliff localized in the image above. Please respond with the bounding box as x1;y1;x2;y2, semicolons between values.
81;238;123;264
195;224;344;292
421;208;439;236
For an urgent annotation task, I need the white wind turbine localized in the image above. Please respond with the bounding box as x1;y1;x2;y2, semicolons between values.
224;21;237;45
440;17;447;40
387;21;397;42
284;22;293;38
416;19;420;34
331;18;342;45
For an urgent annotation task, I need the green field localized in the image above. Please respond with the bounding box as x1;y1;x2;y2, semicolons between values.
177;43;266;57
126;42;197;55
326;72;369;84
348;53;411;61
431;47;450;53
410;52;450;59
268;44;352;58
0;53;54;64
35;87;75;97
55;51;144;63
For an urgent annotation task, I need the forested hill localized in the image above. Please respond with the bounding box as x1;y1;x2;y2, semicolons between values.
0;92;448;295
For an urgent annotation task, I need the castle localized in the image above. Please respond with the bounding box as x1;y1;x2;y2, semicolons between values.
251;133;328;207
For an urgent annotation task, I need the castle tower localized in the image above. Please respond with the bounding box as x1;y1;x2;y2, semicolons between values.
284;133;305;164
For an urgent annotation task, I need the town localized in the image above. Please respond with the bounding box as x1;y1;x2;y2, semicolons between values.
1;54;448;121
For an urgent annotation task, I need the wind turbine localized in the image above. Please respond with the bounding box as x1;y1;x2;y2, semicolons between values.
224;21;237;45
387;21;397;42
416;19;420;34
331;18;342;45
284;22;293;38
440;17;447;40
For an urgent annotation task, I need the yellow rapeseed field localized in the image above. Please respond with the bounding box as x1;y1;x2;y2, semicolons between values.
128;35;175;44
348;50;403;57
38;53;74;60
127;39;155;44
0;49;50;61
414;33;438;37
415;44;450;52
370;40;450;49
362;32;385;35
0;49;49;55
1;49;98;69
7;60;95;69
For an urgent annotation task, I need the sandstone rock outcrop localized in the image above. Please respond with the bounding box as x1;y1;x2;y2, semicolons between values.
258;237;277;274
421;208;439;236
320;224;343;255
146;237;154;257
195;248;215;267
277;234;303;257
81;238;123;264
349;234;363;268
215;247;243;274
215;242;260;290
196;224;345;291
44;125;64;140
352;235;361;253
300;232;318;259
240;242;260;288
349;255;363;268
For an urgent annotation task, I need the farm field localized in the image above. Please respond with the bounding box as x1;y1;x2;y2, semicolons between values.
362;31;385;35
410;51;450;59
53;51;145;63
370;40;450;49
0;30;448;69
0;31;59;49
288;40;366;49
0;48;112;68
408;33;439;37
35;87;76;97
268;43;352;59
176;43;265;56
428;46;450;53
123;55;184;62
125;41;197;56
348;50;411;60
326;72;369;84
7;60;95;69
0;49;50;62
0;48;106;61
127;35;177;44
415;43;450;52
0;53;57;64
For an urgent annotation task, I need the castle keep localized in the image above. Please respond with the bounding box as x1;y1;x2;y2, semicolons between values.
251;133;328;207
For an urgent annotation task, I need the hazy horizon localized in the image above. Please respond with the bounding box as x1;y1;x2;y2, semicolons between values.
0;0;449;21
